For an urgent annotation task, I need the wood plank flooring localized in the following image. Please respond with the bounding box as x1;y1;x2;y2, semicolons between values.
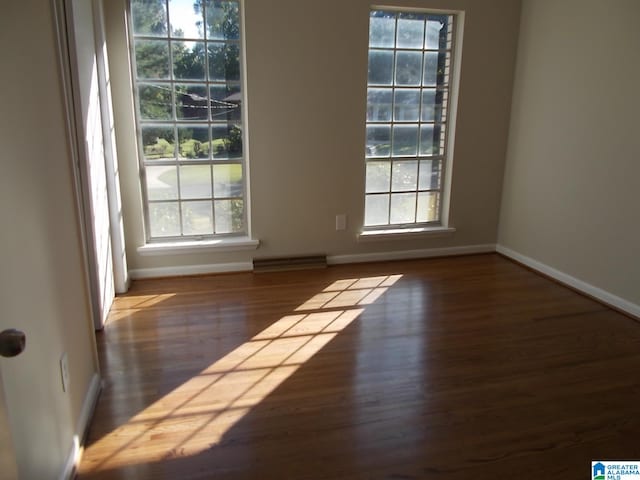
77;254;640;479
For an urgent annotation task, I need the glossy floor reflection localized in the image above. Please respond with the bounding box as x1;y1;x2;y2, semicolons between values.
78;255;640;479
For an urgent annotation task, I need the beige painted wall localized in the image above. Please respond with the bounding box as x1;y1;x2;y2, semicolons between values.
498;0;640;306
0;0;99;477
105;0;521;271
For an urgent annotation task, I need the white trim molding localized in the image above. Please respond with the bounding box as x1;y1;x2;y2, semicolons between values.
130;245;494;279
358;226;456;242
59;373;101;480
138;237;260;256
497;245;640;319
130;261;253;279
328;244;495;265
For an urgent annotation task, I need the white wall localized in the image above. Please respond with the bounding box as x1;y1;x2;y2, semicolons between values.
105;0;521;273
498;0;640;309
0;0;100;477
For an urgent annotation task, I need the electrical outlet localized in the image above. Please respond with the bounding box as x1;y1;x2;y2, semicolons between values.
335;214;347;231
60;352;70;393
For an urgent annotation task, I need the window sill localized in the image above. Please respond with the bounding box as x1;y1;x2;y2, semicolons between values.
358;226;456;242
138;237;260;256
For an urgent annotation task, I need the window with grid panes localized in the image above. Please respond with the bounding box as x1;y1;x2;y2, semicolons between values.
130;0;246;240
364;10;454;228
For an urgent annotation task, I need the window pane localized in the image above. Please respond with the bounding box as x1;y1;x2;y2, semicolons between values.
179;165;212;199
367;88;392;122
182;201;213;235
365;194;389;226
369;13;395;48
142;126;175;160
215;199;243;233
419;124;434;156
425;19;444;50
133;0;246;239
177;125;210;159
135;40;170;79
390;193;416;224
418;159;441;190
366;161;391;193
437;51;451;85
419;124;443;156
396;16;425;49
437;16;453;50
395;51;422;86
391;160;418;192
205;0;240;40
173;42;206;80
139;84;172;120
417;192;439;222
146;165;178;200
211;124;243;158
209;84;233;102
394;89;420;121
149;202;180;237
423;52;438;86
131;0;168;37
392;124;418;156
366;125;391;158
213;164;243;197
175;84;208;120
210;84;242;122
364;9;454;229
421;88;447;122
208;43;240;82
368;50;394;86
169;0;204;39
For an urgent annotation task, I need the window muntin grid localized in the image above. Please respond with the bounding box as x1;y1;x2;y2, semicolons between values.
130;0;247;240
364;10;454;228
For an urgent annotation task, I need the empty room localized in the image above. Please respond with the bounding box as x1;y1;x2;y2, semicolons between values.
1;0;639;479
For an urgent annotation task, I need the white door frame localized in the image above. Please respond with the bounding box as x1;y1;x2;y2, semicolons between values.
91;0;129;296
0;369;18;480
55;0;129;330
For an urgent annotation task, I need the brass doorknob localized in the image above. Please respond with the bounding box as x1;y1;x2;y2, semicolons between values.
0;329;26;358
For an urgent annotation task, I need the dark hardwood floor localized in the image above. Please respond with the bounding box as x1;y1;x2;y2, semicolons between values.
77;254;640;479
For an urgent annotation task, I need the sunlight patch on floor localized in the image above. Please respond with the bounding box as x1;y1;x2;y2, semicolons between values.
81;275;401;473
106;293;178;322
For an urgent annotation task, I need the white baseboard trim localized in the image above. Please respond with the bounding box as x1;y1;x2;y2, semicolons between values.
496;245;640;319
327;244;496;265
59;435;79;480
129;246;497;279
59;373;102;480
129;261;253;279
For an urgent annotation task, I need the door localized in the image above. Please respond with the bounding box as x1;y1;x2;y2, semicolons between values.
68;0;115;330
0;369;18;480
66;0;129;329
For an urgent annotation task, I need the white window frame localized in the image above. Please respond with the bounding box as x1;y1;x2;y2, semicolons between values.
128;0;250;243
362;7;462;237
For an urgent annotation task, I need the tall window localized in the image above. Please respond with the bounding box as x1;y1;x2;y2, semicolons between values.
364;10;455;228
130;0;246;240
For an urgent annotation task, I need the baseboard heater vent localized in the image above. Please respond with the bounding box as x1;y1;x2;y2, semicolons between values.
253;255;327;273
